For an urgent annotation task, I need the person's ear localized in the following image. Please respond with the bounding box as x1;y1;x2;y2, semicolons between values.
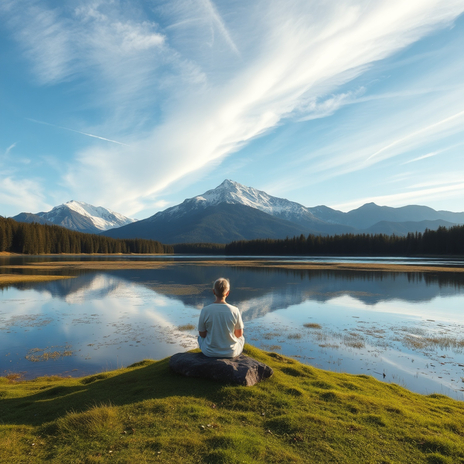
225;290;230;297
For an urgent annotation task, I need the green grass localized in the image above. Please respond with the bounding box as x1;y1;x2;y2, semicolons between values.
1;345;463;463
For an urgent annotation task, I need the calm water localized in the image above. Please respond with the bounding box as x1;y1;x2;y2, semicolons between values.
1;256;463;400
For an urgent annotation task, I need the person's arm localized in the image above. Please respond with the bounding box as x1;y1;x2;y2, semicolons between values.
198;307;207;338
235;310;244;338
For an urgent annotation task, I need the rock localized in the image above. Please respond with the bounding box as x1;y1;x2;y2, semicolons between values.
169;352;273;386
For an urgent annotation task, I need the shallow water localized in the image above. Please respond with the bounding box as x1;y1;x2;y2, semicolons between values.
1;256;463;400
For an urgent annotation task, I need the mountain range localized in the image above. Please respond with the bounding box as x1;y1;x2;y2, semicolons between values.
12;180;464;244
103;180;464;243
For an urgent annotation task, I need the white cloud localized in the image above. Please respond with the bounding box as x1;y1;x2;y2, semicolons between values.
0;177;51;215
401;151;440;165
2;0;167;122
27;118;128;145
199;0;241;57
367;110;464;162
401;142;464;165
153;200;170;209
297;88;366;121
4;143;17;157
281;78;464;191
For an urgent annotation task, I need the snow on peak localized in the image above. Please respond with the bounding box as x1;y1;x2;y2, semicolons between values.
198;180;308;215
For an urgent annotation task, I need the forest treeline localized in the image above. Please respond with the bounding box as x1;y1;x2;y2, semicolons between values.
172;243;226;254
0;217;173;254
225;225;464;256
2;216;463;256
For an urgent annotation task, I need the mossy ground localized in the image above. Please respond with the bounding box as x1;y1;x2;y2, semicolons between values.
1;345;463;463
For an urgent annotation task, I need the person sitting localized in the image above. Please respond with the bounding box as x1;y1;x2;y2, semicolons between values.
198;278;245;358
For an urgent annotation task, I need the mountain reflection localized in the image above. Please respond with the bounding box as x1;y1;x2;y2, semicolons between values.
10;265;464;322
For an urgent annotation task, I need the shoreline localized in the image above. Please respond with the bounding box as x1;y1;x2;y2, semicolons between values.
2;258;464;272
1;258;463;286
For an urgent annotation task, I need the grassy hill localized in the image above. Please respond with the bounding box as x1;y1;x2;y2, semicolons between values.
1;345;463;463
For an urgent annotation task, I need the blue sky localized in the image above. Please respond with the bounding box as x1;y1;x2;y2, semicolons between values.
1;0;463;220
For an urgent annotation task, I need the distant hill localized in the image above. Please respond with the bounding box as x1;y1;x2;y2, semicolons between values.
363;219;457;236
330;203;464;230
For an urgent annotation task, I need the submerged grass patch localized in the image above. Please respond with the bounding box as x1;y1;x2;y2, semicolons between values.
25;346;74;362
177;324;196;331
303;323;322;329
0;274;75;287
402;334;464;351
1;345;464;463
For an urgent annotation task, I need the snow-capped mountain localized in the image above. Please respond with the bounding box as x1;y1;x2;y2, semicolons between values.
14;201;137;234
104;180;355;243
150;179;354;234
57;201;137;231
161;179;315;221
153;180;334;229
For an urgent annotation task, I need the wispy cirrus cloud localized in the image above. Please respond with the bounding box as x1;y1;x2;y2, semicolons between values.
0;176;50;213
367;110;464;162
1;0;167;123
26;118;129;146
3;143;16;157
401;151;441;165
199;0;241;57
297;88;366;121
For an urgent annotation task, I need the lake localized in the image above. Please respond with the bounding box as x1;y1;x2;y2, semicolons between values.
1;255;463;400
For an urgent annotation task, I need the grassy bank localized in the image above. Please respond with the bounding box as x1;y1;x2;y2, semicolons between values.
1;346;463;463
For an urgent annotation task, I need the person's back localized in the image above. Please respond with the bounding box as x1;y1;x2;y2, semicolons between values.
198;278;245;358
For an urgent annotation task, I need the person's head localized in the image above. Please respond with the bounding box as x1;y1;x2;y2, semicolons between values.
213;277;230;299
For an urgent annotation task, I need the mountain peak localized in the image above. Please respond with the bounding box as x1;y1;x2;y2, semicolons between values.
159;179;321;227
360;202;379;209
217;179;237;188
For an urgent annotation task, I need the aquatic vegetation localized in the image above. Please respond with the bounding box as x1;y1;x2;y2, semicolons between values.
303;323;322;329
25;347;74;363
177;324;196;331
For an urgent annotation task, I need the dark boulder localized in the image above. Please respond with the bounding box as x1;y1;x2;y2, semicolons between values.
169;352;273;386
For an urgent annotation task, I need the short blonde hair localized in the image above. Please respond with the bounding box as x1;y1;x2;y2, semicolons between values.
213;278;230;297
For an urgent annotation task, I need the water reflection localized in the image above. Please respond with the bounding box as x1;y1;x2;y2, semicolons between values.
13;266;463;320
1;262;463;400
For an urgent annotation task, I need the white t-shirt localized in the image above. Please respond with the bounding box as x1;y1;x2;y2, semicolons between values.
198;302;244;358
